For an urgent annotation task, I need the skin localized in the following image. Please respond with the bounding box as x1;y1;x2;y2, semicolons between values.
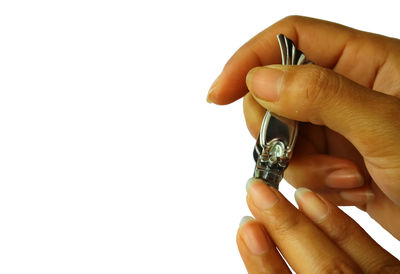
238;181;399;273
208;16;400;272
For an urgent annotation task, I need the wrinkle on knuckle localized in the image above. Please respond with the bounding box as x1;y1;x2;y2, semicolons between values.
267;209;302;235
376;264;400;274
303;67;343;124
323;218;353;244
305;68;330;103
318;259;360;274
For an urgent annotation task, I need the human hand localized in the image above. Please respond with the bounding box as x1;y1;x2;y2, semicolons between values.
207;16;400;239
237;179;400;273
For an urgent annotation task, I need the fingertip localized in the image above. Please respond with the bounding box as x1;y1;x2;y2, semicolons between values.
209;46;263;105
339;188;375;203
295;187;330;223
237;217;292;274
237;217;271;255
245;177;257;192
205;84;244;105
294;187;312;202
247;66;284;103
206;74;222;104
285;154;366;196
206;89;214;104
246;179;280;210
325;168;364;188
239;216;255;229
245;67;258;91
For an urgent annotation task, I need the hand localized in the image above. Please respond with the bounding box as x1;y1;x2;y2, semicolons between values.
207;16;400;239
237;179;400;273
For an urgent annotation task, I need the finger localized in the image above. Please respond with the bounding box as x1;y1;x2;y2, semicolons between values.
286;154;373;207
287;154;363;190
246;179;361;273
295;188;400;272
287;153;375;207
237;216;291;274
316;186;374;208
208;15;393;105
247;64;400;204
366;182;400;240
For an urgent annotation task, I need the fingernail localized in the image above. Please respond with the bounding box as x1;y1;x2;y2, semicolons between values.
238;217;270;255
239;216;254;228
245;178;256;192
325;169;364;188
246;65;284;102
206;87;215;103
246;178;279;210
295;187;329;223
340;189;375;203
207;76;220;103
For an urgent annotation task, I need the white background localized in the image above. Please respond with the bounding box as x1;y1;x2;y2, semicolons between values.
0;0;399;273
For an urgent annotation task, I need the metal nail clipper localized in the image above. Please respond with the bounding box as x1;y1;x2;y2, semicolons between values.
252;34;312;189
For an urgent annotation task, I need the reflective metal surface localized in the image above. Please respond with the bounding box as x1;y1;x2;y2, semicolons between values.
252;34;311;188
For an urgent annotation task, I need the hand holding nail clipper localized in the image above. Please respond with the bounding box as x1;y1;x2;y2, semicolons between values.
208;16;400;272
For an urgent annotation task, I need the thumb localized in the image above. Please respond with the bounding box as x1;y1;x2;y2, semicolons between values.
246;64;400;204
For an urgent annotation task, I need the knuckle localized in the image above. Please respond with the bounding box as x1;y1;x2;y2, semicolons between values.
268;210;302;235
322;213;370;249
280;15;307;26
305;67;338;103
302;67;343;123
282;15;302;23
323;218;357;245
318;259;360;274
375;264;400;274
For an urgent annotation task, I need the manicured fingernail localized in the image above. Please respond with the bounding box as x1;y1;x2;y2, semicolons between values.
295;188;329;223
207;75;220;103
238;217;270;255
246;178;256;192
206;87;215;103
340;189;375;203
246;178;279;210
239;216;254;228
246;65;284;102
325;168;364;188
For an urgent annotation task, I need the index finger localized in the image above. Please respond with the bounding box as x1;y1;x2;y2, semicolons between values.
246;179;362;273
208;16;372;105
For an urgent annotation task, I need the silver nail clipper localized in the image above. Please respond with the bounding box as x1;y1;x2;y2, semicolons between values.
252;34;311;188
